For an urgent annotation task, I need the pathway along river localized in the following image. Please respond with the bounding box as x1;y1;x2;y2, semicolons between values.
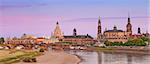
65;50;150;64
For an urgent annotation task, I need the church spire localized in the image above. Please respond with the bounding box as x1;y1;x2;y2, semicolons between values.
56;21;59;25
126;14;132;35
127;12;131;23
98;16;101;34
97;16;102;40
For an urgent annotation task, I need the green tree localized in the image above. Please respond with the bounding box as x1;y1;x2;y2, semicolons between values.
140;37;150;42
125;38;145;46
0;37;5;43
104;40;112;46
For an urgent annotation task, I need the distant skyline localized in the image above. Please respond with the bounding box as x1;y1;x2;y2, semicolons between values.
0;0;150;38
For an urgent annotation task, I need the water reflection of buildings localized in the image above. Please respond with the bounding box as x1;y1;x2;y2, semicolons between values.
98;52;128;64
97;52;150;64
66;50;150;64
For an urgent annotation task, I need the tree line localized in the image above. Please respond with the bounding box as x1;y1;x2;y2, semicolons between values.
104;37;150;46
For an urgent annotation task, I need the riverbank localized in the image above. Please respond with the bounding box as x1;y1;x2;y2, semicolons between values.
0;50;41;64
16;50;81;64
1;46;149;64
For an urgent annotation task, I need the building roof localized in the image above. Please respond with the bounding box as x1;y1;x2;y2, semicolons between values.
104;30;124;32
21;34;36;39
104;25;124;32
104;26;124;32
64;35;93;39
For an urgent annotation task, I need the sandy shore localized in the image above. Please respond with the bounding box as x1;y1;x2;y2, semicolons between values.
15;50;81;64
0;50;10;58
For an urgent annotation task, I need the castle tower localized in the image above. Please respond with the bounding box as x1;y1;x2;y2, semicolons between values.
73;28;77;36
126;16;132;35
138;27;141;34
53;21;63;38
97;17;102;40
113;25;117;30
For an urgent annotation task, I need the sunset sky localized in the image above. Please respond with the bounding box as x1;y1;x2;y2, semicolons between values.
0;0;150;38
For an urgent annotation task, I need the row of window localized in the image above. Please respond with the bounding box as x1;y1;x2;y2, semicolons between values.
106;38;128;39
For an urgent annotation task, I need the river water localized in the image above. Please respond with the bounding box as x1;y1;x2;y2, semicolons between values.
65;50;150;64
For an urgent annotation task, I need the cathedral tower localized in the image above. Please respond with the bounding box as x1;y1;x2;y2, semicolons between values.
73;28;77;36
138;27;141;34
113;25;117;30
53;21;63;38
97;17;102;40
126;16;132;35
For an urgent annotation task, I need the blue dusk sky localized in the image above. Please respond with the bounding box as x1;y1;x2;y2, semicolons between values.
0;0;150;38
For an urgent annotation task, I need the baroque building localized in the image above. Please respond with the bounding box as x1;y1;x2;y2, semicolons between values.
63;28;95;45
52;22;95;44
99;16;132;42
103;26;129;42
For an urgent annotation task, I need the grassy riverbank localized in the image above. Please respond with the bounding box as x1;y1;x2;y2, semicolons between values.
0;50;41;64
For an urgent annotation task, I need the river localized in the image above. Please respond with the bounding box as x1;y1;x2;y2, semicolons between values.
65;50;150;64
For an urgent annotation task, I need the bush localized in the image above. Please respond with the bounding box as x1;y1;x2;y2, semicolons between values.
104;37;147;46
39;48;44;52
22;57;36;62
104;40;112;46
0;37;5;43
31;58;37;62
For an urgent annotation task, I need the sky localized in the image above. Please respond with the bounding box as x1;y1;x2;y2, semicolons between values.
0;0;150;38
